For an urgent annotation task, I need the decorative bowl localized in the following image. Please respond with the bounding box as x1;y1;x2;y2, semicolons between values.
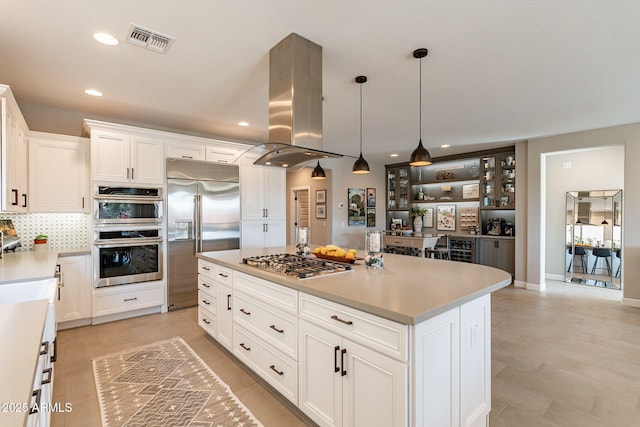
312;253;358;264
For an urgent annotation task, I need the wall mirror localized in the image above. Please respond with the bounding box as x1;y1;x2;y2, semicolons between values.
565;190;622;289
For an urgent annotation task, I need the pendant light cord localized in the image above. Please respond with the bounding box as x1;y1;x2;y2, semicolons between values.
419;55;422;142
360;82;363;154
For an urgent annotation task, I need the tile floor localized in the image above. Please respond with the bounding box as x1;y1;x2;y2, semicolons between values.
51;281;640;427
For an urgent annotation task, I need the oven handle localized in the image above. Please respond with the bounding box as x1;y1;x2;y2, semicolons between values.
94;195;163;203
94;238;163;248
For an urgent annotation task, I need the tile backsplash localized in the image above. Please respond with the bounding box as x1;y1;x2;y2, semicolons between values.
1;213;90;250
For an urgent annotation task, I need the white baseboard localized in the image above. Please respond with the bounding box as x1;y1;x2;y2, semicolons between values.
545;273;565;281
622;297;640;308
91;306;161;325
512;280;547;291
57;318;92;330
513;280;527;288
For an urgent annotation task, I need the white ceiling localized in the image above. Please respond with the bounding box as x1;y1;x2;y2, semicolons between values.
2;0;640;164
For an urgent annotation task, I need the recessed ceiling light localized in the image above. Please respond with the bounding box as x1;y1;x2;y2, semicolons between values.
238;121;249;127
84;89;103;97
93;32;119;46
282;164;289;168
390;153;399;157
265;162;272;165
441;144;450;148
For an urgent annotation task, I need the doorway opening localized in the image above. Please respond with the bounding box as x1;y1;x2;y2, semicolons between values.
290;186;310;245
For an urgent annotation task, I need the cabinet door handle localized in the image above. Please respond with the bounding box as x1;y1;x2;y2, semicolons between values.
240;343;251;351
181;155;193;159
50;337;57;363
331;315;353;325
201;299;211;305
21;193;27;207
82;197;85;209
126;167;130;179
227;294;231;310
341;348;347;376
41;367;53;385
334;346;340;373
131;168;135;180
11;189;18;205
124;297;138;302
495;241;499;248
240;308;251;316
269;365;284;376
202;318;211;325
29;389;41;414
265;208;268;218
269;324;284;334
201;266;211;271
40;341;49;356
201;282;211;288
218;273;228;278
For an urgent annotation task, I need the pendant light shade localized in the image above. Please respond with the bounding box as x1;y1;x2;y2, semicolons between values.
409;48;432;167
311;160;326;179
352;75;370;174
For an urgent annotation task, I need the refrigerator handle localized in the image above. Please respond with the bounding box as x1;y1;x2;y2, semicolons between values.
194;194;202;254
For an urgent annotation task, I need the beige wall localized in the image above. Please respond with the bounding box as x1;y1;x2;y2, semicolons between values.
526;123;640;304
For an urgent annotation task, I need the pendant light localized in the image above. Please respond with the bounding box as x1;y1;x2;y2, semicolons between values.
352;75;370;174
409;48;432;166
601;197;608;225
311;160;326;179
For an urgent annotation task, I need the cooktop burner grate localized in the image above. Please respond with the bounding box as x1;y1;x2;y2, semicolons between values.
242;253;353;279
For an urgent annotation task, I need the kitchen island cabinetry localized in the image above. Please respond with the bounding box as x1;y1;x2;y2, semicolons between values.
29;132;89;213
85;120;164;185
56;254;91;329
0;84;29;212
477;237;515;277
197;247;510;427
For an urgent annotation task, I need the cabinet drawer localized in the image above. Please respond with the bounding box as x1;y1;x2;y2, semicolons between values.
198;290;216;313
93;283;163;317
198;305;216;337
233;271;297;315
197;259;216;279
233;325;297;404
384;236;420;248
299;292;408;362
197;276;216;299
234;290;297;359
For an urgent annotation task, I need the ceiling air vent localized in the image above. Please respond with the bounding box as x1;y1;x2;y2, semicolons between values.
126;24;175;54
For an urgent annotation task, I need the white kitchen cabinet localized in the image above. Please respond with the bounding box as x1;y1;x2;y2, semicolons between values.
299;319;407;427
166;137;248;163
86;120;164;184
0;84;29;212
240;165;286;221
29;132;89;213
92;281;164;323
198;259;234;350
56;255;91;328
241;220;286;248
166;138;206;161
215;282;233;350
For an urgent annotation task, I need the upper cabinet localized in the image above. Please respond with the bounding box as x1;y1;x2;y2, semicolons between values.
0;84;29;212
85;120;164;185
240;166;286;221
479;151;515;210
29;132;89;213
386;165;410;211
166;137;248;164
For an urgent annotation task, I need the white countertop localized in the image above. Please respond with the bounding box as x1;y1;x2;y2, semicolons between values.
198;246;512;324
0;299;48;427
0;247;90;285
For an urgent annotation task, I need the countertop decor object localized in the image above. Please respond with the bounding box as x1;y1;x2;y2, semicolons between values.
352;75;370;174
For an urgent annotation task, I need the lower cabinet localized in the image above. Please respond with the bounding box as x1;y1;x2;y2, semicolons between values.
92;281;164;321
215;283;233;351
299;319;407;427
56;255;91;328
477;238;515;277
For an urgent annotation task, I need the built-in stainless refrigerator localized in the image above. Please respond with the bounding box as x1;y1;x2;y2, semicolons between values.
167;159;240;310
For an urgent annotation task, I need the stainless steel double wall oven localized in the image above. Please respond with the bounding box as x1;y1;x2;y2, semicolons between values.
93;186;164;287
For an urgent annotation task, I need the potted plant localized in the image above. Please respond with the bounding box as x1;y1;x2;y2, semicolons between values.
410;207;427;232
33;233;48;250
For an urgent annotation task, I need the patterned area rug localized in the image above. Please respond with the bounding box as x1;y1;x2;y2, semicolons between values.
92;337;263;427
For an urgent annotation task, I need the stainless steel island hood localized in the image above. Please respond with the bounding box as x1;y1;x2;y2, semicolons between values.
237;33;344;168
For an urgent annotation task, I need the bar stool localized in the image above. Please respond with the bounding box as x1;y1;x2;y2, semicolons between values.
591;247;612;276
567;246;588;273
426;235;451;260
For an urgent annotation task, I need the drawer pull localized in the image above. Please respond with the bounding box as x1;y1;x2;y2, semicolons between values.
341;348;347;376
29;389;41;414
201;266;211;271
334;346;340;373
202;299;211;305
41;367;53;385
50;338;57;363
240;308;251;316
202;318;211;325
240;343;251;351
40;341;49;356
202;282;211;288
331;315;353;325
124;297;138;302
269;324;284;334
227;294;231;311
218;272;229;278
269;365;284;376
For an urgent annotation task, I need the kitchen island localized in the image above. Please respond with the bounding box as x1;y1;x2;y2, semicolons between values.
197;246;511;427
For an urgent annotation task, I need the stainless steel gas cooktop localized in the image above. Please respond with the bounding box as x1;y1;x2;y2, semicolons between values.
242;253;353;279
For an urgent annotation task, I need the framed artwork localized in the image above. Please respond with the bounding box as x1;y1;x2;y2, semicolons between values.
391;218;403;230
462;183;479;199
316;189;326;204
367;208;376;227
316;204;326;219
348;188;366;226
436;205;456;231
423;208;434;228
366;188;376;207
